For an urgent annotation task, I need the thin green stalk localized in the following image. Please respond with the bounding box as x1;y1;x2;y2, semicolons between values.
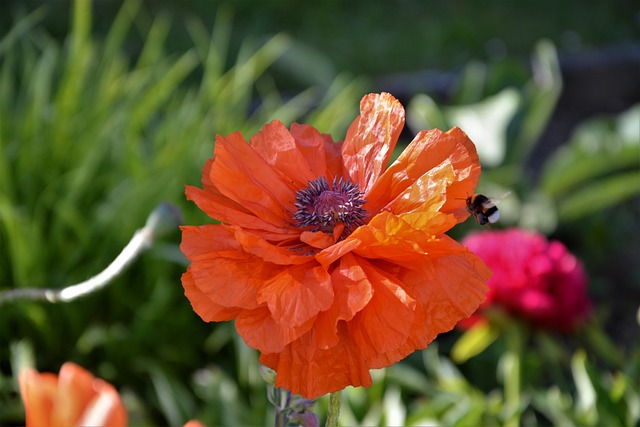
0;203;179;305
325;391;341;427
503;322;523;427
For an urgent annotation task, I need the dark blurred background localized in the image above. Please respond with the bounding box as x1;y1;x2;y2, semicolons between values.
3;0;638;157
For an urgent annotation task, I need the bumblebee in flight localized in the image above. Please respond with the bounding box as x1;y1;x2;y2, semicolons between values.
466;194;500;225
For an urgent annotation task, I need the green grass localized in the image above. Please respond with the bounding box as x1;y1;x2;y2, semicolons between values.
0;1;362;424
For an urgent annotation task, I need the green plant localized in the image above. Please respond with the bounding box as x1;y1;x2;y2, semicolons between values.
0;1;362;424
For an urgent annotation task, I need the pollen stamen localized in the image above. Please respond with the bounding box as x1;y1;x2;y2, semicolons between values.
293;176;366;240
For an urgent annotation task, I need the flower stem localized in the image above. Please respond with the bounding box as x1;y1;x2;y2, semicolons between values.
503;322;522;427
325;391;341;427
0;203;180;305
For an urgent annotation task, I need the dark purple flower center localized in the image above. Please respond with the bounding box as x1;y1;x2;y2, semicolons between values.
293;176;367;239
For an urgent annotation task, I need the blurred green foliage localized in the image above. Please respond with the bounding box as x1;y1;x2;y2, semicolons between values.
1;0;639;426
0;1;362;425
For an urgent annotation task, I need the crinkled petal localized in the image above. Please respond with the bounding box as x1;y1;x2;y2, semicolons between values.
314;236;361;269
235;306;316;354
181;225;263;310
249;121;318;187
312;253;373;349
260;328;373;399
189;157;293;234
364;250;490;369
366;127;480;221
180;225;240;259
290;123;344;180
257;263;334;328
401;250;491;334
185;185;292;235
342;93;405;194
182;271;241;322
364;304;429;369
299;230;336;250
188;253;269;311
345;257;416;360
350;212;460;263
317;212;460;267
232;226;310;265
384;162;454;217
439;127;483;221
210;131;297;226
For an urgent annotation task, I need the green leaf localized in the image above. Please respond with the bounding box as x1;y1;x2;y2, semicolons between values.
507;39;562;165
451;323;499;363
571;350;598;424
542;145;640;197
447;88;520;167
558;171;640;220
382;386;406;427
406;93;448;132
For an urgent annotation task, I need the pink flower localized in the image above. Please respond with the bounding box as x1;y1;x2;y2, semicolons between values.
462;228;591;333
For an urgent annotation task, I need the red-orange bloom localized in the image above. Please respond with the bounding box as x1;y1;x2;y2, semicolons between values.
19;362;127;427
181;92;491;399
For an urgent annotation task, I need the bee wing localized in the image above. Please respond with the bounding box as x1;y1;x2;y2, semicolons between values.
489;191;512;204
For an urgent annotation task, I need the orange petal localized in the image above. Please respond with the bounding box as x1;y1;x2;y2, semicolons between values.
312;253;373;349
185;185;293;235
342;93;405;195
345;257;416;360
188;253;268;311
250;121;318;187
182;226;273;311
366;127;481;221
77;379;128;427
440;127;483;221
260;328;373;399
289;123;344;180
19;369;58;427
256;262;334;328
401;250;490;318
317;211;458;267
384;162;454;216
200;157;215;189
350;213;435;263
180;225;240;260
314;235;362;269
361;250;491;369
364;250;490;369
56;363;96;425
364;303;431;369
19;363;127;427
231;226;310;265
235;306;316;353
182;271;241;322
210;131;297;227
197;157;289;235
299;230;336;250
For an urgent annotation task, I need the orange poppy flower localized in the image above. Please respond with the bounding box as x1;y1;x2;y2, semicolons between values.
19;362;127;427
181;92;491;399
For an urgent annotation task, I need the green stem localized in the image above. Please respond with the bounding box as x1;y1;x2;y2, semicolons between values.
0;203;179;305
325;391;341;427
503;322;522;427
